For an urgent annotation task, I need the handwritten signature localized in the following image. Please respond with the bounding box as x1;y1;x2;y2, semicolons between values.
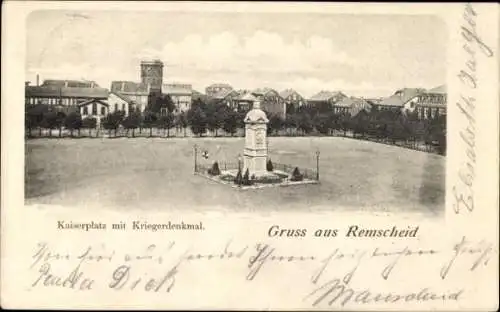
305;277;463;307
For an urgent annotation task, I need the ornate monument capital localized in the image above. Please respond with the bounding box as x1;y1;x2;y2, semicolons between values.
244;101;269;124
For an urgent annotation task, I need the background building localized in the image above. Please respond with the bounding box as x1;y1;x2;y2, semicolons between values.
372;94;405;112
163;83;193;113
307;91;347;111
205;83;233;98
25;78;108;109
334;97;372;116
235;92;258;112
79;98;109;125
209;89;241;110
251;88;286;118
110;59;165;113
280;89;305;114
403;85;447;119
110;81;150;113
192;90;208;103
140;59;164;92
107;92;132;116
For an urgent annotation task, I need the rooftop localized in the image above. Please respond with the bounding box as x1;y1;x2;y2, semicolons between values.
426;85;446;94
394;88;426;103
140;59;164;65
279;89;302;99
376;95;405;107
211;88;238;99
207;83;232;89
334;97;371;108
309;90;346;101
26;85;109;99
334;97;355;108
251;87;276;96
41;79;100;88
238;92;258;102
110;91;134;104
111;81;149;94
162;83;192;95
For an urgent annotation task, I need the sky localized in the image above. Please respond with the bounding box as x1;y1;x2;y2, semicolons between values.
26;10;447;98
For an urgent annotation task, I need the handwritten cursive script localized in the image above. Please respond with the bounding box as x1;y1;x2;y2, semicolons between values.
453;3;495;214
27;236;496;307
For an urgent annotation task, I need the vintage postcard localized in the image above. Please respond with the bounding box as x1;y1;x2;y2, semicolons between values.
1;1;499;310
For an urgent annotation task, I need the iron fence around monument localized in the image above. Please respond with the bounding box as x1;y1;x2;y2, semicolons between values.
194;160;318;181
272;163;318;181
194;161;238;174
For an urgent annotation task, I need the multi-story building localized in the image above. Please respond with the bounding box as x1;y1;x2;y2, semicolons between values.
403;85;447;119
192;90;208;104
370;88;421;112
110;81;150;113
371;94;406;112
25;78;108;109
279;89;305;114
209;88;241;110
140;59;164;93
251;88;286;119
394;88;426;104
334;97;372;116
234;91;258;112
307;91;347;111
110;59;164;113
162;83;193;114
78;98;110;123
205;83;233;98
107;92;132;116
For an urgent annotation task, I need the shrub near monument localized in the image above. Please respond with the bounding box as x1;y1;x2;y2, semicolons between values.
208;161;221;176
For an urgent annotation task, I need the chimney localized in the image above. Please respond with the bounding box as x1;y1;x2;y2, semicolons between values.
64;81;68;87
36;74;39;86
121;82;125;91
90;81;95;88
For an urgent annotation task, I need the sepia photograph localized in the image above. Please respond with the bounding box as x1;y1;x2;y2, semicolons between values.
24;10;447;216
3;2;499;310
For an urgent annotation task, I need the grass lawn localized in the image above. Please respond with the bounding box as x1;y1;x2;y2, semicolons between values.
25;137;445;216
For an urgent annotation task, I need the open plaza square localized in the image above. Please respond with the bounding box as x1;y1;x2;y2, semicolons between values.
25;136;445;216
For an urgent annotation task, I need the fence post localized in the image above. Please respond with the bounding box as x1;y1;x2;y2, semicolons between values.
193;144;198;174
315;150;320;181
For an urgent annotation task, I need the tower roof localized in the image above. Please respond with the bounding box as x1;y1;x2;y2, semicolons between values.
140;59;164;66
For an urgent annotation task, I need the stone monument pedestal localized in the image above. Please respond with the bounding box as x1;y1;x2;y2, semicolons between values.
243;100;270;178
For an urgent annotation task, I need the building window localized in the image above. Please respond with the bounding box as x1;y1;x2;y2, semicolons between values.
122;103;125;111
114;104;118;112
92;103;97;115
101;106;106;116
83;106;88;115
